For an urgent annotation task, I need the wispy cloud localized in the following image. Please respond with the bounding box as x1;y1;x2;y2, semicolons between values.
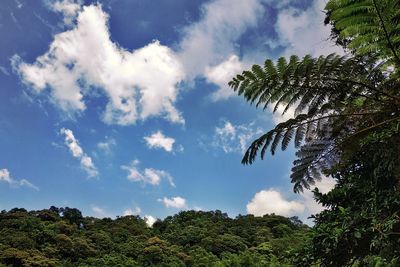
273;1;344;57
178;0;262;79
97;137;116;154
60;128;98;178
0;169;39;191
212;120;264;153
45;0;83;26
0;66;10;76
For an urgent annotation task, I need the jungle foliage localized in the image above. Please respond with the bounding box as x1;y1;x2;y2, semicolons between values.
0;208;310;267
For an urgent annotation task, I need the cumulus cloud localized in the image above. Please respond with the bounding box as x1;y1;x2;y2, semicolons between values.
204;55;243;101
247;189;305;217
60;128;98;178
144;215;157;227
14;0;345;122
144;131;176;152
159;196;187;209
0;169;39;191
14;4;185;125
247;176;336;224
121;160;175;187
213;120;263;153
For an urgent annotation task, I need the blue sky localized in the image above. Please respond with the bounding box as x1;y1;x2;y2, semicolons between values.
0;0;340;224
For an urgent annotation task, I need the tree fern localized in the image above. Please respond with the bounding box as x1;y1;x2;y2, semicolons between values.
326;0;400;67
230;52;400;192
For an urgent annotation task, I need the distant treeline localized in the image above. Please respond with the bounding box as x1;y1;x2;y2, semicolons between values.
0;207;310;266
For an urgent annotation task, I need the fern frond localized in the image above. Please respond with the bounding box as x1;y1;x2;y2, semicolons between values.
326;0;400;66
229;49;396;193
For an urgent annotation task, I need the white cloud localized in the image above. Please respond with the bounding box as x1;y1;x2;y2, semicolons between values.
144;215;156;227
60;128;98;178
204;55;243;101
247;176;336;224
121;160;175;187
274;1;344;57
14;4;185;125
144;131;176;152
97;137;116;153
123;206;141;216
178;0;262;79
216;121;236;138
14;0;345;121
159;196;187;209
46;0;82;26
213;120;263;153
0;169;13;184
247;189;305;217
0;169;39;191
18;179;40;191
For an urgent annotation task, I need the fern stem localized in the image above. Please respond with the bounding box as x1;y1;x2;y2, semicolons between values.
284;111;389;133
372;0;400;66
325;77;400;101
344;115;400;139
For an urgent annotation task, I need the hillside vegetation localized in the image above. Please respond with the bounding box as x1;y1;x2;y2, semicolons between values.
0;207;309;266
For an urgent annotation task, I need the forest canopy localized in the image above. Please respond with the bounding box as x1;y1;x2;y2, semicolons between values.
0;207;309;267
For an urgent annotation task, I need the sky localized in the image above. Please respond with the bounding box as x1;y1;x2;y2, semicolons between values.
0;0;341;225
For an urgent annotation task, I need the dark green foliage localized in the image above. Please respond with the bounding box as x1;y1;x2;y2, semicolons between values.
229;51;400;192
326;0;400;66
229;0;400;265
0;208;309;267
292;125;400;267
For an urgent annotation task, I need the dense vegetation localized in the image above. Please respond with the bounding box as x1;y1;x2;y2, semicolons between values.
229;0;400;266
0;207;310;266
